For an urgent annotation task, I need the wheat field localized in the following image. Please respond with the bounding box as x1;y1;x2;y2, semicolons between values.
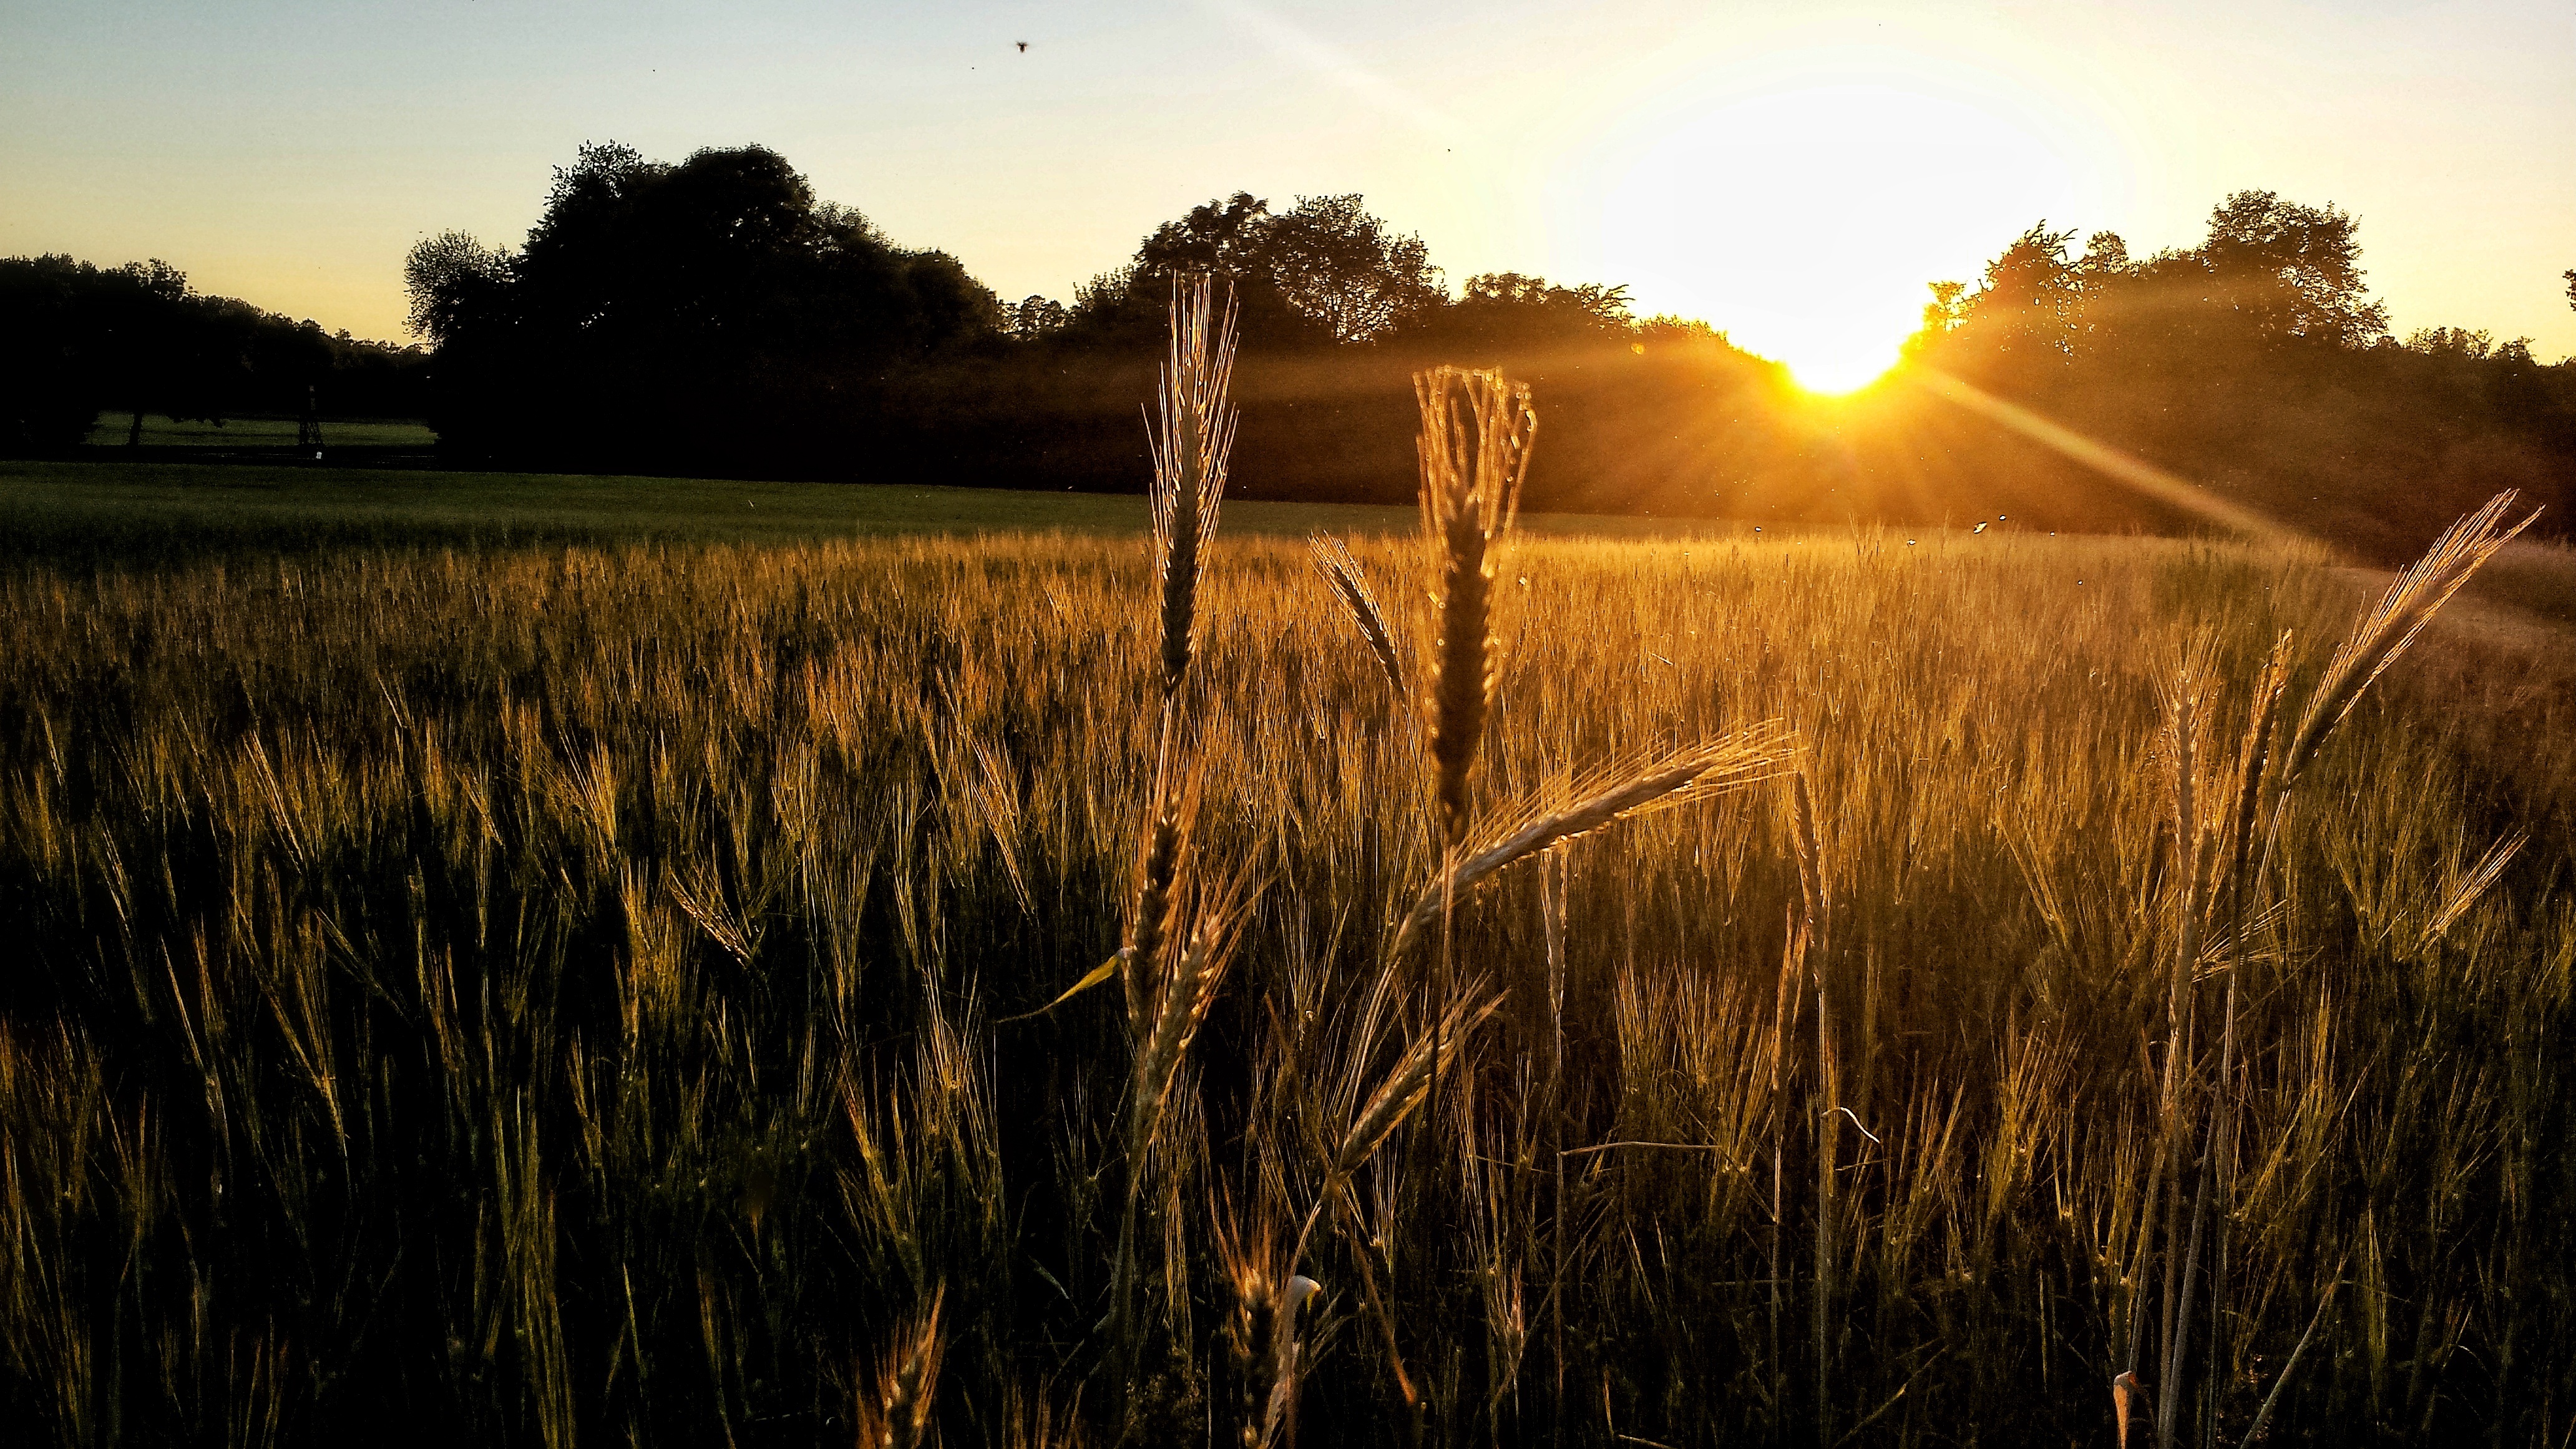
2;516;2566;1445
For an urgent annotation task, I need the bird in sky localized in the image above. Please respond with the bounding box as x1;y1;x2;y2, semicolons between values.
1017;41;1028;52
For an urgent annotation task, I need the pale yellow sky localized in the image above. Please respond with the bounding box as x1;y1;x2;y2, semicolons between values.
4;1;2570;365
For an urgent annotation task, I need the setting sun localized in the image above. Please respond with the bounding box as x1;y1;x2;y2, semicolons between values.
1579;73;2123;393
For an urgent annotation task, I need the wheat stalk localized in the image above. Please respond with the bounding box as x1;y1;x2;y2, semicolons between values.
1415;366;1535;843
1388;726;1799;960
1109;866;1254;1411
1128;871;1257;1166
1122;748;1201;1034
1149;275;1240;700
1290;980;1504;1269
1211;1188;1322;1449
2276;490;2537;789
1309;531;1405;702
858;1286;949;1449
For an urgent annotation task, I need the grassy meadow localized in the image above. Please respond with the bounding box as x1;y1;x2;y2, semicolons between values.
3;431;2575;1445
80;414;442;452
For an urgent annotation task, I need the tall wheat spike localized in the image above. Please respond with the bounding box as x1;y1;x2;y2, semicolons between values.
1110;272;1240;1417
1149;275;1240;701
1415;366;1535;842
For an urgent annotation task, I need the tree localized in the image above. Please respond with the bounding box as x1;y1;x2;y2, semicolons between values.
3;253;426;454
2406;326;2497;361
409;140;1003;464
403;231;514;344
2195;190;2388;347
1008;295;1070;340
1133;192;1272;282
1926;223;2082;371
1915;280;1969;349
1079;191;1438;348
2564;268;2574;312
1404;272;1633;351
2077;231;2131;279
1258;194;1441;344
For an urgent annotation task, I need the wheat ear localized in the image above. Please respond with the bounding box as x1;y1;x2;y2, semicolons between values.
1309;531;1406;701
1108;864;1253;1398
2218;630;2295;922
2277;490;2537;789
1290;978;1504;1269
1388;726;1798;959
1127;869;1257;1166
1787;767;1827;952
1122;741;1201;1033
1149;274;1240;700
1211;1188;1322;1449
1416;366;1535;842
857;1286;948;1449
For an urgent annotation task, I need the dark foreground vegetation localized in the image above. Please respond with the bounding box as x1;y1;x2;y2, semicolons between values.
4;313;2574;1446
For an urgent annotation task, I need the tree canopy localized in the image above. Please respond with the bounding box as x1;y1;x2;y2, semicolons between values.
404;142;1003;464
1;254;424;454
1071;191;1442;347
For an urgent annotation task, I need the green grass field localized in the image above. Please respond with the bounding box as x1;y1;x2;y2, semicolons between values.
0;457;1780;565
80;412;440;450
2;453;2573;1447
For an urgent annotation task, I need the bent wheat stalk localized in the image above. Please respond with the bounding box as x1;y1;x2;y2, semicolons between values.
2275;490;2536;791
1290;978;1503;1269
1109;869;1255;1404
1309;532;1406;703
1387;728;1800;961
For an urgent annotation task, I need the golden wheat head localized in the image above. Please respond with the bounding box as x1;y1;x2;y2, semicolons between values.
1390;724;1799;959
2278;490;2537;788
1415;366;1536;843
1149;274;1241;700
1309;531;1406;702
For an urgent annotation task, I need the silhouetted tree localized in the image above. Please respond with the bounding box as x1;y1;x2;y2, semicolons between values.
1398;273;1632;355
1906;191;2573;558
407;141;1002;466
1068;191;1437;349
1259;194;1441;343
2195;190;2388;348
1974;223;2082;368
402;231;514;345
1133;192;1274;281
1;253;425;454
1008;295;1070;340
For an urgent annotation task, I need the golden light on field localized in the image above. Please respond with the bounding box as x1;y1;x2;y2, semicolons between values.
1578;72;2120;394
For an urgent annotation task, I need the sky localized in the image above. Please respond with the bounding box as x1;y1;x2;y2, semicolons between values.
5;0;2571;376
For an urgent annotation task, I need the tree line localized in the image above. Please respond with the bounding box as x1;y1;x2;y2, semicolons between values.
1904;194;2576;554
10;137;2572;557
391;141;1765;509
0;255;430;452
397;142;2575;554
